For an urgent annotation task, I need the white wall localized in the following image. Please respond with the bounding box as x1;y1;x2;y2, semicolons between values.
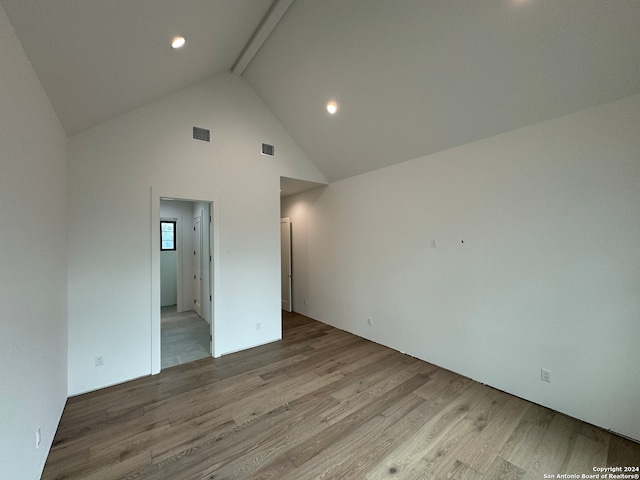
160;200;195;310
0;5;68;479
294;94;640;442
281;187;326;316
67;72;326;395
160;251;177;306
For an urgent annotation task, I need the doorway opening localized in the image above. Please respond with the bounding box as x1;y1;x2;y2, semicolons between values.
159;200;210;368
151;186;220;374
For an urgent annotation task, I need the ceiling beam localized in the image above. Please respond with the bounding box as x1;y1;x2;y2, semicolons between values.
231;0;295;76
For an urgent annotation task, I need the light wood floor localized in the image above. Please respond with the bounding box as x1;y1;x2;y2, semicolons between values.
43;312;640;479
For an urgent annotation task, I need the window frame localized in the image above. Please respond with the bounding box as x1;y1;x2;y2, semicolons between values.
160;220;177;251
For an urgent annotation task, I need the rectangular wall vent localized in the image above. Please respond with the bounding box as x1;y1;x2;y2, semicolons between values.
192;126;211;142
261;143;275;156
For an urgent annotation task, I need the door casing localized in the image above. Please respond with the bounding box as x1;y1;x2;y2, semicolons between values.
193;214;203;317
281;217;292;312
151;186;219;374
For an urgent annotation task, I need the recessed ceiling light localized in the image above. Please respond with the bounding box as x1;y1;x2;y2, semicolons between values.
326;101;338;114
171;36;186;49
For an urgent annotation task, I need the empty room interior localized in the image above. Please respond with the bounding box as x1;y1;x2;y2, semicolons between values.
1;1;639;478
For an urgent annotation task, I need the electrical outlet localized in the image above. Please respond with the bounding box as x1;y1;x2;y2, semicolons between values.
430;238;437;248
541;368;551;383
304;298;308;306
256;322;261;330
36;428;41;448
367;316;373;326
95;355;104;367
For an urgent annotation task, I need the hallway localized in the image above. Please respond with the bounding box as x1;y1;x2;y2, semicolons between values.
161;305;210;369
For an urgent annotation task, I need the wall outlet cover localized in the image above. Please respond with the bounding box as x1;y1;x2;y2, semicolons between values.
541;368;551;383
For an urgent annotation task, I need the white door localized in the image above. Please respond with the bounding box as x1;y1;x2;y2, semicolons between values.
193;215;203;317
280;217;292;312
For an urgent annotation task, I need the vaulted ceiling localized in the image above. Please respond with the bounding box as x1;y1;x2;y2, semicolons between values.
0;0;274;136
3;0;640;182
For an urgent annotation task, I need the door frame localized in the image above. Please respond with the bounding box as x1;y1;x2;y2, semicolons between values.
151;185;220;374
280;217;292;312
193;213;203;317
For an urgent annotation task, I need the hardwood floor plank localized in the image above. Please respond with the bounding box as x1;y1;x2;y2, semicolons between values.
607;433;640;467
81;451;152;480
286;372;431;467
520;413;582;480
231;370;345;425
365;379;482;479
335;347;400;376
258;336;368;380
309;339;392;377
413;367;470;400
143;372;266;425
320;361;433;426
380;386;525;478
521;402;556;428
46;404;170;470
279;393;425;480
44;448;151;480
148;375;339;466
326;350;408;402
446;459;484;480
42;312;640;480
454;391;529;475
482;456;525;480
147;393;337;480
243;453;298;479
565;433;609;475
498;410;547;471
149;416;237;465
40;446;90;479
579;421;612;446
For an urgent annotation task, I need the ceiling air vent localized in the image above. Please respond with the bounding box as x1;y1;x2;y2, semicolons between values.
192;126;211;143
261;143;275;156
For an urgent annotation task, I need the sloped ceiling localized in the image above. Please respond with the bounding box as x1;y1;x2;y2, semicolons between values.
2;0;640;183
0;0;275;136
245;0;640;182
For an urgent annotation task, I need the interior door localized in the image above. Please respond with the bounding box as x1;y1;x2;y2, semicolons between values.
193;215;202;317
280;217;292;312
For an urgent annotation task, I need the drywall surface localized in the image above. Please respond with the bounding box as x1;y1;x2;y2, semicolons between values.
303;94;640;441
67;72;326;395
0;5;68;479
160;250;177;306
281;187;326;316
160;200;195;310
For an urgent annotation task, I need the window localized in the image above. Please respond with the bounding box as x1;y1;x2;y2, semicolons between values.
160;221;176;251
